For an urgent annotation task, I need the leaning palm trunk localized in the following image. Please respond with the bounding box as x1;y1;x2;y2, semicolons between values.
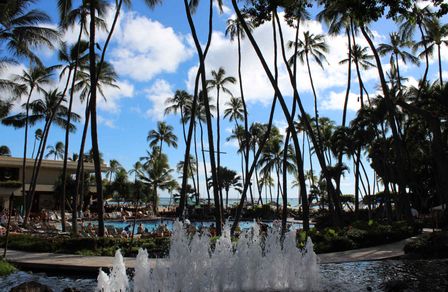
360;25;412;221
199;120;211;205
88;0;105;237
236;25;251;207
180;0;222;234
25;117;53;224
74;98;91;229
230;3;313;231
61;22;83;233
21;87;34;219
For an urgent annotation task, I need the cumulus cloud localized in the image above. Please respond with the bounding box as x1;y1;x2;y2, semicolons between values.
109;11;194;82
98;115;116;128
144;79;174;120
321;91;361;112
97;80;134;113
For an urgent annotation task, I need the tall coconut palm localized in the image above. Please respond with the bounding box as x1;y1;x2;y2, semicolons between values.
399;3;433;88
288;31;328;152
4;65;54;213
206;66;236;212
72;60;118;227
184;92;217;206
139;147;176;216
147;121;178;155
226;13;254;192
24;89;80;224
45;141;64;160
378;32;419;92
165;90;192;144
180;0;225;234
340;44;375;106
106;159;123;185
415;17;448;86
0;0;60;66
57;40;89;232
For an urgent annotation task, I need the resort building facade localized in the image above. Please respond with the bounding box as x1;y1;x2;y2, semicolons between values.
0;156;105;212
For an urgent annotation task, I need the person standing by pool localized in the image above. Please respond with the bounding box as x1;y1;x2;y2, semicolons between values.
137;223;145;234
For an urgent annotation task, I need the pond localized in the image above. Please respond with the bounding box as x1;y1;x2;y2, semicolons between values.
1;259;447;291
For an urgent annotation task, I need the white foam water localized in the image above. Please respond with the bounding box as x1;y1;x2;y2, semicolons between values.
96;220;319;291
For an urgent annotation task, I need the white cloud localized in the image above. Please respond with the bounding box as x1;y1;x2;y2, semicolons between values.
97;80;134;113
144;79;174;120
321;91;361;112
98;115;116;128
110;11;194;82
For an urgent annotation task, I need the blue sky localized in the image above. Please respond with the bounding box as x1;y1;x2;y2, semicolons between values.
1;0;447;199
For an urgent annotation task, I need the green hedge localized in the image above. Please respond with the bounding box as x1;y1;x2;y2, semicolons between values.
404;231;448;259
299;220;418;253
0;235;170;257
0;259;16;276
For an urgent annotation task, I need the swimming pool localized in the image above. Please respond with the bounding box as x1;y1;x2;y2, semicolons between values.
86;219;304;234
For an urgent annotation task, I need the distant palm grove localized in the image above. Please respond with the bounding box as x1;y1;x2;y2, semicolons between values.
1;0;447;237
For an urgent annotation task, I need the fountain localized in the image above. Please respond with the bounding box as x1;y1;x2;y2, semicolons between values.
96;220;319;291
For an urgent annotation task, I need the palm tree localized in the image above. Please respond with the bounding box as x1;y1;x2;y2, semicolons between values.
0;145;11;156
288;31;328;153
106;159;123;186
181;0;225;234
183;92;217;206
216;166;242;209
72;60;118;235
399;3;433;87
2;65;54;214
25;89;80;224
226;13;254;193
45;141;65;160
31;128;42;159
147;121;178;155
415;17;448;86
207;66;236;214
378;32;419;92
165;90;192;144
0;0;60;66
57;40;90;233
224;96;244;125
139;147;176;215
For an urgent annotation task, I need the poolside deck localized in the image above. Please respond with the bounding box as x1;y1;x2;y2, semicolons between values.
3;235;418;276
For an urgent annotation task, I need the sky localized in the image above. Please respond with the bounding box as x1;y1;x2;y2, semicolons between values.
1;0;447;199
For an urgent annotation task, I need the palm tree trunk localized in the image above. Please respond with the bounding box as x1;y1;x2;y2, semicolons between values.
361;25;412;221
74;98;91;226
25;118;51;224
416;22;430;100
354;148;361;214
237;27;251;207
89;0;105;237
438;44;443;86
61;25;82;233
193;122;200;204
231;2;315;232
22;87;34;218
199;120;211;205
274;7;341;224
181;0;222;234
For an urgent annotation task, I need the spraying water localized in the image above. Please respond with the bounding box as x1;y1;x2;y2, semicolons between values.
97;220;319;291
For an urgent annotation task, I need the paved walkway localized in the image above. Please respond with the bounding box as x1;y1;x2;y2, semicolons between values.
3;235;419;275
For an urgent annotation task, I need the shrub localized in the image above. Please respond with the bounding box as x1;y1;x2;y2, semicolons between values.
404;231;448;259
0;259;16;276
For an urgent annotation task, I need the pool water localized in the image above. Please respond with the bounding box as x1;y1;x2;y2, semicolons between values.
86;219;304;234
2;259;447;291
